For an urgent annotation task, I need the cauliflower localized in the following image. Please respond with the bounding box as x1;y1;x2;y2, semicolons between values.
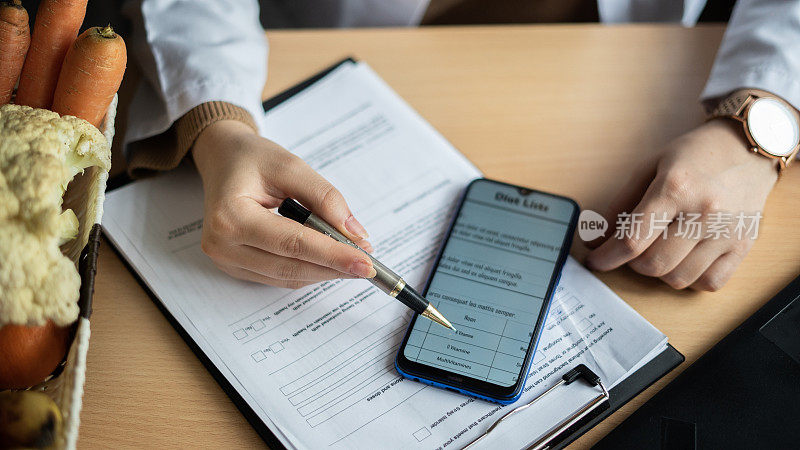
0;150;73;242
0;222;81;327
0;104;111;327
0;104;110;177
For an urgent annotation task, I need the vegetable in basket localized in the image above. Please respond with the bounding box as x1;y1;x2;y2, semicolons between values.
15;0;88;109
0;104;111;389
0;390;63;448
0;0;125;392
53;25;127;128
0;0;30;105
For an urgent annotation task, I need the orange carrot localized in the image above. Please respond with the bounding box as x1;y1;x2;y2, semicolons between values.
15;0;87;109
52;25;126;128
0;0;29;105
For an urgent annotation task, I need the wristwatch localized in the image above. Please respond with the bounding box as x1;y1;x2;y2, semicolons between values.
709;89;800;173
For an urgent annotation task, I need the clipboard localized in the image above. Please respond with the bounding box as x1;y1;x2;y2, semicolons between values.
105;57;684;449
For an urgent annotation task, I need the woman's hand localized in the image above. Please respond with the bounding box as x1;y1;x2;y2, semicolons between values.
586;119;778;291
192;120;375;288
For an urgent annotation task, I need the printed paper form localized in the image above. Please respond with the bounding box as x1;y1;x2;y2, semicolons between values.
103;62;667;449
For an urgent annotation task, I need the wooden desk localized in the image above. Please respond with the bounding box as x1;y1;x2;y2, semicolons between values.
79;24;800;448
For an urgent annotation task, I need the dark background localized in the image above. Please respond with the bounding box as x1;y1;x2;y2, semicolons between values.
22;0;734;35
23;0;129;35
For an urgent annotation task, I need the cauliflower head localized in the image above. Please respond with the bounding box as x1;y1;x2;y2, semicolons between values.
0;104;111;326
0;150;72;240
0;104;111;178
0;222;81;327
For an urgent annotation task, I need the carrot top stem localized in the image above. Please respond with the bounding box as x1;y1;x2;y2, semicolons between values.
98;25;115;39
1;0;23;9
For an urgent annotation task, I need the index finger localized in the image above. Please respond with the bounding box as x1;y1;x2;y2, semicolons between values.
269;152;369;242
586;177;678;271
238;200;376;278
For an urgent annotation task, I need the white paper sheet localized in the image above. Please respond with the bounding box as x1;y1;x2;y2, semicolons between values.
103;62;667;449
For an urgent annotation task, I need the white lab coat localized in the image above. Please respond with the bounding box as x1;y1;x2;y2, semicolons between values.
124;0;800;152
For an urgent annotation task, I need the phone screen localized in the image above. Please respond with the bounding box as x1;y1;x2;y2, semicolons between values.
400;179;577;393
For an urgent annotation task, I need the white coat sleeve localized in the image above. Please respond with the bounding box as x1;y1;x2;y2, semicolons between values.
123;0;268;152
701;0;800;110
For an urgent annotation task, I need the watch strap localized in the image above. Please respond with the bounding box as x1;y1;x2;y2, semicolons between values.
710;90;753;118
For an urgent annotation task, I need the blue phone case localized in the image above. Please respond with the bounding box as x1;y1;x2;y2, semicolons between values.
394;177;575;404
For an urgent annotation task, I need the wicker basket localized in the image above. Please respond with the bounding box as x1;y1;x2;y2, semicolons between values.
23;95;117;450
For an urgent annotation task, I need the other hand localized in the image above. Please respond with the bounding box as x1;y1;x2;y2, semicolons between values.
192;120;375;288
586;119;778;291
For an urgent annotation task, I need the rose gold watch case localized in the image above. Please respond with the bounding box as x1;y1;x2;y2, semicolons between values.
732;95;800;172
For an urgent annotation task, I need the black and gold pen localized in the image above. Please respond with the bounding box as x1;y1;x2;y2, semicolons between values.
278;198;455;331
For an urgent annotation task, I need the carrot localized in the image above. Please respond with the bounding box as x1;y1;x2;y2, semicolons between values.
15;0;87;109
52;25;126;128
0;0;29;105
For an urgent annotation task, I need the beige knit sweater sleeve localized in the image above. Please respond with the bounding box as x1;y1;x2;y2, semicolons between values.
126;101;257;178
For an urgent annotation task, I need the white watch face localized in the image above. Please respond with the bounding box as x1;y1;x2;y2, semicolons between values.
747;98;800;157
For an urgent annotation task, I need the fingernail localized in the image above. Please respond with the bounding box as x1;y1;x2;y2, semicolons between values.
345;215;369;239
349;260;376;278
361;242;374;253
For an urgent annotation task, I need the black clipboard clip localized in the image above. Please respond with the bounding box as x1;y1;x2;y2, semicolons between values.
463;365;610;450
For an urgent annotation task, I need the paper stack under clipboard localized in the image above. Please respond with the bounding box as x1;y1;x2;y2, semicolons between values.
102;58;683;449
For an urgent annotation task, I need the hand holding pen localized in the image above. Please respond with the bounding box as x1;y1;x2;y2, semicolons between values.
193;122;377;288
192;123;453;329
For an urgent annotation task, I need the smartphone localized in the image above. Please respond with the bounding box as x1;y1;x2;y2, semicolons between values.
395;178;579;404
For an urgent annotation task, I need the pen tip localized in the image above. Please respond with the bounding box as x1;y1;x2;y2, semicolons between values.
421;303;456;332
